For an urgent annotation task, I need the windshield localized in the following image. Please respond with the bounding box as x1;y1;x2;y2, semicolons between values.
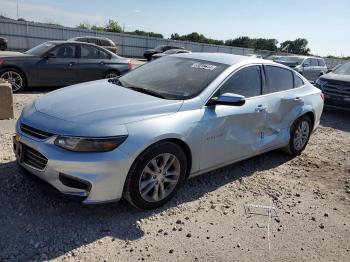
333;62;350;75
119;57;228;100
25;42;56;56
276;56;304;64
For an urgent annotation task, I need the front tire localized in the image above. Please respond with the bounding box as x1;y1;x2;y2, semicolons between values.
0;68;26;92
283;115;312;156
123;142;187;209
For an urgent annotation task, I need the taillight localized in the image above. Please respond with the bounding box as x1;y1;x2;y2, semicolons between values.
128;60;132;69
0;59;4;65
320;93;324;100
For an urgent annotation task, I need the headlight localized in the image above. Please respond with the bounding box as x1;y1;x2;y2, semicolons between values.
54;136;128;152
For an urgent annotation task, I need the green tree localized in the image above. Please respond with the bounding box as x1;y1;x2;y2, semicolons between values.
279;38;310;55
126;30;164;38
105;19;123;33
91;25;104;32
76;23;90;30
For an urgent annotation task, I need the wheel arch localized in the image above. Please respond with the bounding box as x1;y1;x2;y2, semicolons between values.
129;137;193;179
302;111;315;130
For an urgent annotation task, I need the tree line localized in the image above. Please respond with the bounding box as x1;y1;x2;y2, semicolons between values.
77;20;311;55
2;15;348;58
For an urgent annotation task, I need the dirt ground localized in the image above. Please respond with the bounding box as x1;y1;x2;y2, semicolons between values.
0;88;349;262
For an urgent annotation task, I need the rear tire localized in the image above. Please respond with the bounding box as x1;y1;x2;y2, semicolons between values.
282;115;312;156
123;142;187;209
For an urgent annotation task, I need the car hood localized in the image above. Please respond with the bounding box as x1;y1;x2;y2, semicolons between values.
321;72;350;82
0;51;35;59
153;53;166;57
144;49;159;54
34;79;184;126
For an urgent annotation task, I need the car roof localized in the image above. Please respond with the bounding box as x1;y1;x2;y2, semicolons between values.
172;52;259;65
281;55;324;60
47;40;99;46
71;36;111;40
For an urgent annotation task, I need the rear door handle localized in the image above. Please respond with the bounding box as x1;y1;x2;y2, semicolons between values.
99;61;105;65
294;97;303;101
255;105;267;112
68;62;76;67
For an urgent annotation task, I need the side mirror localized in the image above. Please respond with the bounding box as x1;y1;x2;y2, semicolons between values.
208;93;246;107
303;63;309;67
44;53;56;59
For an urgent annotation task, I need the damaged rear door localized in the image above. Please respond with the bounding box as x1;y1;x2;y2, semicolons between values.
259;65;306;150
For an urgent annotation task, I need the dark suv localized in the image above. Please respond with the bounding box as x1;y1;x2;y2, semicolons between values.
143;45;184;61
69;36;117;53
0;37;8;51
315;61;350;110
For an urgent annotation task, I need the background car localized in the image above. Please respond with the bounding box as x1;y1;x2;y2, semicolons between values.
69;36;118;53
151;49;191;60
0;37;8;51
0;41;131;92
315;61;350;110
15;53;324;209
274;56;327;82
143;45;184;61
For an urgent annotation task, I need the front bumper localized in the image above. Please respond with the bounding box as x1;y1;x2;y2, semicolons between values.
14;123;134;204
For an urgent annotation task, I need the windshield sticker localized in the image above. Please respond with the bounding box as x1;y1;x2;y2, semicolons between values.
191;63;217;71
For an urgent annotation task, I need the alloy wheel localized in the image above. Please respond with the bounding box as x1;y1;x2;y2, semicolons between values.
1;71;23;92
293;120;310;151
139;153;181;203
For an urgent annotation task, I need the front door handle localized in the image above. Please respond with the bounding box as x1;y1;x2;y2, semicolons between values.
294;97;303;102
68;62;76;67
99;61;105;65
255;105;267;112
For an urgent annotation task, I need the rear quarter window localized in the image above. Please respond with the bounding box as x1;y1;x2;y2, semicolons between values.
294;73;305;88
264;65;294;94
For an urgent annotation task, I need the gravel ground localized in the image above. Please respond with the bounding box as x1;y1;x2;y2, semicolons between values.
0;89;349;262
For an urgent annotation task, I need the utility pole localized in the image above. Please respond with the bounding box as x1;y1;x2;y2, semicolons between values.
16;0;19;19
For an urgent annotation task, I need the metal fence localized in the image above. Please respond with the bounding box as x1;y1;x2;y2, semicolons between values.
0;18;347;69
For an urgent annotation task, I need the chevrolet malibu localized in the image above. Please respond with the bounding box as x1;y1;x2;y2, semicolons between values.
14;53;324;209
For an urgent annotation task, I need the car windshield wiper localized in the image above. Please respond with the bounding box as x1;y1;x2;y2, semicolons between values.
125;86;166;99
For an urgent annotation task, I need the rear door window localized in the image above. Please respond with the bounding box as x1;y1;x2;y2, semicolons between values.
80;45;99;59
310;58;318;66
318;59;326;67
264;65;294;94
99;49;111;59
219;65;262;98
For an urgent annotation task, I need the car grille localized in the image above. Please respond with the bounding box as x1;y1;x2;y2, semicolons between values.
20;123;54;140
22;144;48;170
322;80;350;97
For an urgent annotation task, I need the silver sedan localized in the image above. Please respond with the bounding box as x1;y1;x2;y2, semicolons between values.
14;53;324;209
